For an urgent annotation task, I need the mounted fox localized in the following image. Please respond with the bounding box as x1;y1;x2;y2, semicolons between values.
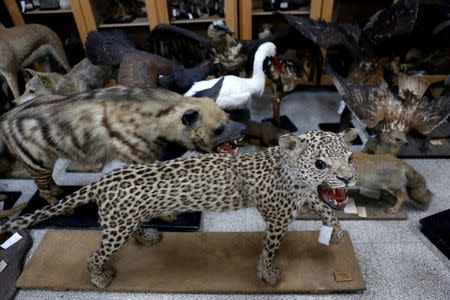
0;24;71;98
353;152;432;213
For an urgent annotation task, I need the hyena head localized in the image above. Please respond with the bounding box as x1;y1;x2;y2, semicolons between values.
14;69;69;105
176;97;246;153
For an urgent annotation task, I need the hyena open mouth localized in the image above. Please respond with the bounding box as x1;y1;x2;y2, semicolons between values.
216;137;244;154
318;185;348;210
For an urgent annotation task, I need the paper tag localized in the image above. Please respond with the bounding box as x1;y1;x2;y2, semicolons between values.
334;271;353;282
337;100;346;114
430;139;444;146
318;225;333;245
0;201;4;211
0;232;22;249
0;260;7;272
357;206;367;218
280;2;288;9
343;197;358;214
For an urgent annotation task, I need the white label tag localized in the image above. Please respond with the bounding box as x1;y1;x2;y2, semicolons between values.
318;225;333;245
280;2;288;9
357;206;368;218
430;139;444;146
344;198;358;214
337;100;346;114
0;201;4;210
0;260;7;272
0;232;22;249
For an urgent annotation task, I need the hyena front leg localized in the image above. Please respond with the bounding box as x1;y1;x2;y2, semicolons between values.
31;168;63;204
18;158;62;204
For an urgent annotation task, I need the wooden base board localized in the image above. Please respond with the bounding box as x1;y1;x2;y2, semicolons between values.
17;230;365;294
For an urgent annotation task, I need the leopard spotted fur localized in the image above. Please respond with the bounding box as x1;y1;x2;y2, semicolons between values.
0;129;357;288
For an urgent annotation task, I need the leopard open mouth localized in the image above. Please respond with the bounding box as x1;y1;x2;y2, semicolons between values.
318;184;348;210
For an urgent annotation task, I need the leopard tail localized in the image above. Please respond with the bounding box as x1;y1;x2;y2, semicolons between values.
0;185;94;233
405;163;432;210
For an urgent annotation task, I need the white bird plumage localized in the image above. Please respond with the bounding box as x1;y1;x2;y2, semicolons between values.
184;42;277;110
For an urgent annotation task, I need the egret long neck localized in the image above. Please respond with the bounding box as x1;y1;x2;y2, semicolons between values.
251;49;267;81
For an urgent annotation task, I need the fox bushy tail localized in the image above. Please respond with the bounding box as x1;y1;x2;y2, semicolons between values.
405;164;432;210
86;29;136;66
0;185;94;233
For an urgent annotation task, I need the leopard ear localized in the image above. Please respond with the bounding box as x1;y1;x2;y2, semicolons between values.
278;134;306;154
339;128;358;144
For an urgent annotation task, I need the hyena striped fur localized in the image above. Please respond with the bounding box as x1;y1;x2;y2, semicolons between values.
0;86;245;203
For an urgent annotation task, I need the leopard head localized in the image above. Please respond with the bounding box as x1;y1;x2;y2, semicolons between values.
279;129;357;210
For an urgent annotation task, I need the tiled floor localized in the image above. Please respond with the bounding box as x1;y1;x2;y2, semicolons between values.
13;89;450;299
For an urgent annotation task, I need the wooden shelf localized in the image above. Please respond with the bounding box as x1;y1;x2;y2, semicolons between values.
23;8;72;15
239;0;321;40
155;0;238;34
252;8;310;16
171;15;223;24
98;17;149;28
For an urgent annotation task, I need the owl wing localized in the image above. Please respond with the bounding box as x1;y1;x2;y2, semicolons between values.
325;66;393;128
280;14;361;59
361;0;418;49
409;94;450;135
147;24;212;67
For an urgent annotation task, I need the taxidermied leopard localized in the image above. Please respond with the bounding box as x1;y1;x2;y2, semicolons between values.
0;130;357;288
0;86;244;204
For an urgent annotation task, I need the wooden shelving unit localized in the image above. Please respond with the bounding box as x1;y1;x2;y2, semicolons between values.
77;0;159;40
23;8;72;15
2;0;89;46
251;8;310;16
155;0;238;35
97;17;150;29
239;0;323;40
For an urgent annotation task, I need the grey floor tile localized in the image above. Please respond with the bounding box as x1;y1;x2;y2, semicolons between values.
370;242;450;300
403;159;450;186
340;221;422;244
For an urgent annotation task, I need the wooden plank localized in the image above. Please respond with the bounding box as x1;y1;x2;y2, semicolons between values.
239;0;252;40
78;0;98;33
17;230;365;293
309;0;323;20
155;0;169;24
71;0;89;46
321;0;335;21
3;0;25;25
23;9;71;14
97;17;149;29
224;0;238;34
144;0;159;30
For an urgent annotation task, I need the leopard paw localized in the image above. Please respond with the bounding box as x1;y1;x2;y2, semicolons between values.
134;228;162;247
90;266;116;288
256;258;281;286
160;213;178;223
